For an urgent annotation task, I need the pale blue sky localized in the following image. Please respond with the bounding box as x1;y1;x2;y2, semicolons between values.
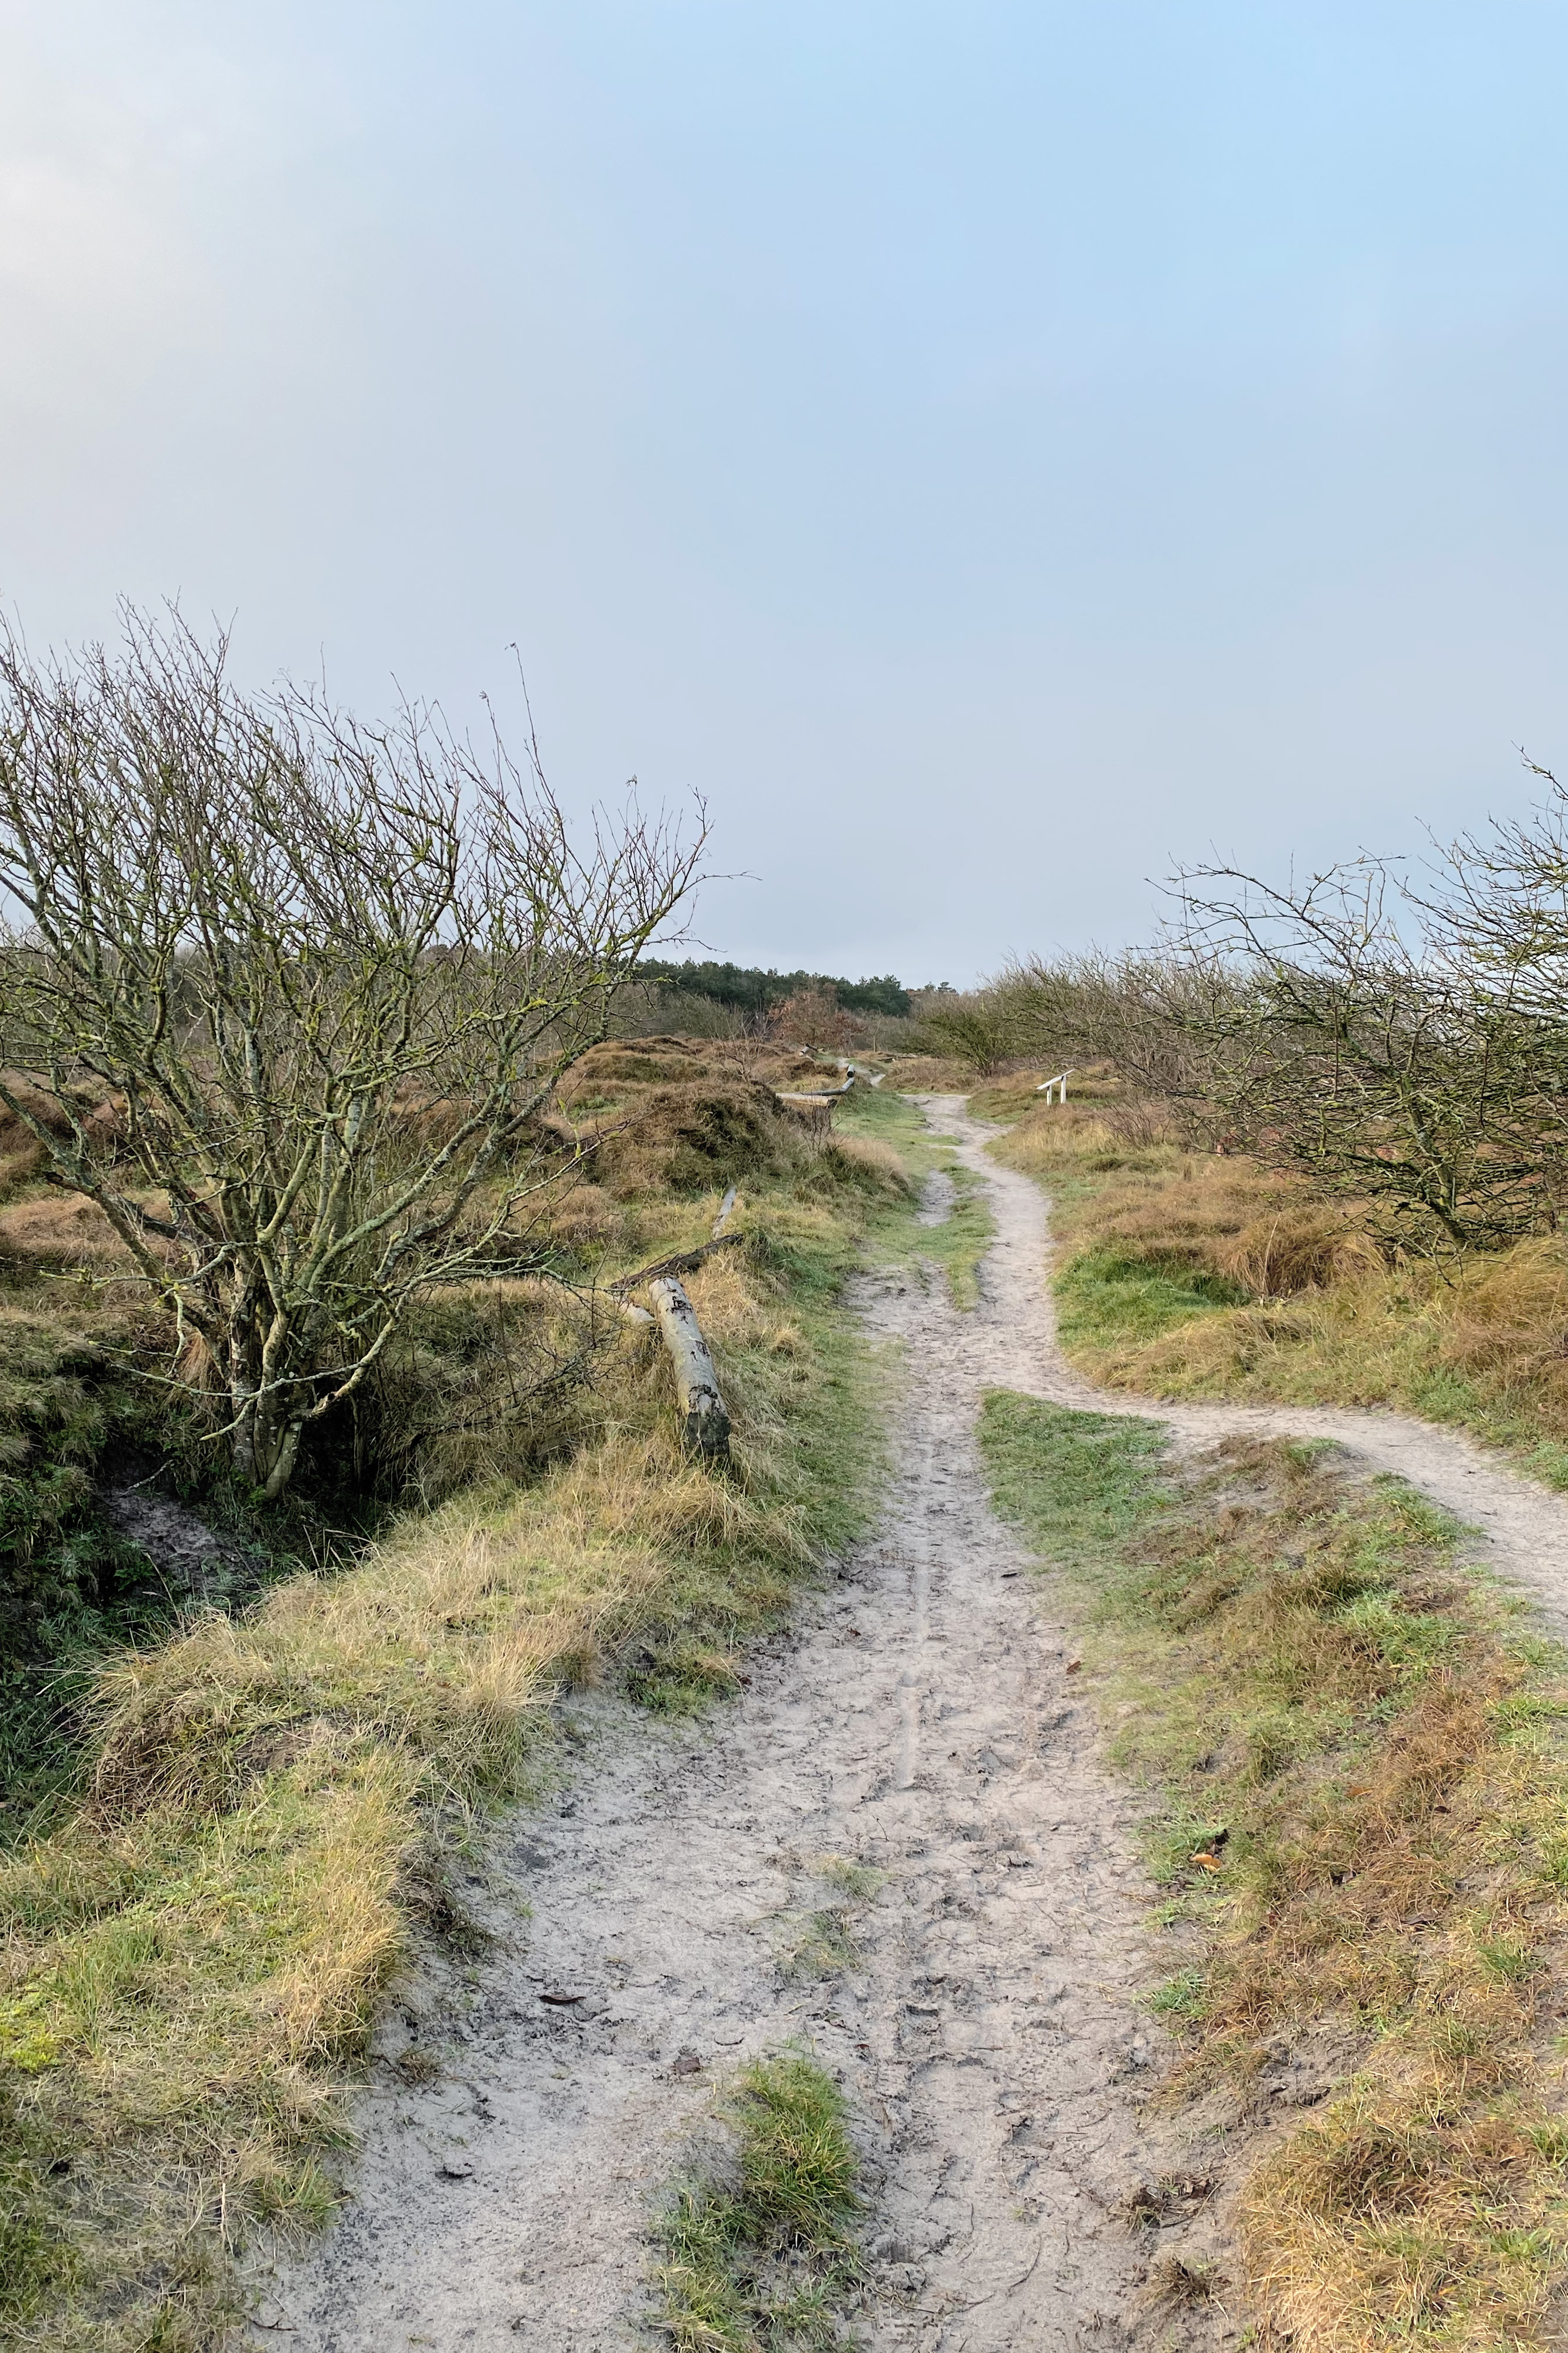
4;4;1567;979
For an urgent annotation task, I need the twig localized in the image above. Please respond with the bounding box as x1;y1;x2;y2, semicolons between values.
606;1231;743;1295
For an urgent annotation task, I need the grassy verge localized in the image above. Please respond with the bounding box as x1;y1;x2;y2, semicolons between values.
979;1390;1568;2351
653;2051;862;2351
987;1092;1568;1491
0;1144;903;2351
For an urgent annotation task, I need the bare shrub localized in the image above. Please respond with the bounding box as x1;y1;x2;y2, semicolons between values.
1100;1098;1181;1150
0;609;705;1498
767;986;865;1054
992;952;1226;1108
909;988;1016;1074
1167;861;1553;1248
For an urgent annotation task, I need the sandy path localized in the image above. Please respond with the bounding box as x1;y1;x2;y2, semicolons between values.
932;1095;1568;1642
248;1106;1237;2352
247;1094;1568;2352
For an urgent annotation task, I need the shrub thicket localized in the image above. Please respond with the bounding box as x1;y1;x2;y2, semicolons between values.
964;761;1568;1256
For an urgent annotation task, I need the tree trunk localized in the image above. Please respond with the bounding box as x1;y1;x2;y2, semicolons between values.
231;1383;305;1501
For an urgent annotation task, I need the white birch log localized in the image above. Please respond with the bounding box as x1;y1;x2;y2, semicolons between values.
648;1275;731;1459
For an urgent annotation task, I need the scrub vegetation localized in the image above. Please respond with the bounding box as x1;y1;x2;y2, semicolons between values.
979;1393;1568;2351
0;618;966;2353
20;609;1568;2352
918;758;1568;1481
986;1076;1568;1488
0;1032;938;2349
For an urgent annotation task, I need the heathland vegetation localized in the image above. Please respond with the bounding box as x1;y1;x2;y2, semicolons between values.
11;608;1568;2353
922;769;1568;1478
927;775;1568;2348
982;1401;1568;2347
0;616;975;2351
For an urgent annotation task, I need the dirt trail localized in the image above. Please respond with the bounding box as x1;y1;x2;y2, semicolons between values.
933;1095;1568;1642
246;1095;1568;2352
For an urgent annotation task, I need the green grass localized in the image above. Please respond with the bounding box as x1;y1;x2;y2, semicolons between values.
1053;1247;1251;1353
975;1391;1568;2351
836;1083;995;1309
653;2051;863;2352
978;1390;1170;1561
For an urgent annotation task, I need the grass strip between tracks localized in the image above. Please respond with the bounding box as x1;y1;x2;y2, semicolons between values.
653;2051;863;2351
980;1391;1568;2353
833;1084;995;1310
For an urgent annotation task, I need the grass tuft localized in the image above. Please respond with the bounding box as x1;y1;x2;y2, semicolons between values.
652;2051;862;2351
779;1854;886;1982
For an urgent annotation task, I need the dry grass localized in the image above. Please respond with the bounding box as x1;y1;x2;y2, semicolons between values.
990;1096;1568;1485
875;1052;976;1091
0;1163;892;2347
819;1132;916;1199
0;1194;134;1275
980;1400;1568;2351
1;1415;736;2339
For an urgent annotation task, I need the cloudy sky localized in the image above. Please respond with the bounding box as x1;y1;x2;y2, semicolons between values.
4;3;1568;981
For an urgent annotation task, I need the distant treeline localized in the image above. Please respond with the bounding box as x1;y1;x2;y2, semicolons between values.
639;960;914;1019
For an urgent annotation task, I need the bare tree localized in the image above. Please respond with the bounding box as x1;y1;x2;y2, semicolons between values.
768;986;863;1055
909;989;1016;1074
1434;758;1568;1026
0;611;705;1498
1168;860;1552;1248
993;951;1229;1108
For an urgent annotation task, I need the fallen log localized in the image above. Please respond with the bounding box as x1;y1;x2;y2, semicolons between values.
648;1275;730;1459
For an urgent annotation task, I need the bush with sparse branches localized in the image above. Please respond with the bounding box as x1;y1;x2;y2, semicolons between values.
1167;857;1560;1249
990;952;1231;1106
0;610;705;1498
767;985;865;1054
909;989;1017;1074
